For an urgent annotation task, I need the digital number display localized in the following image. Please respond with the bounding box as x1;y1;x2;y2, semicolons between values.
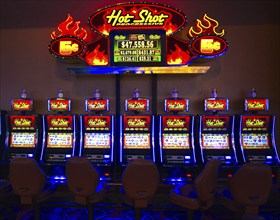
110;29;166;66
10;132;36;148
47;133;72;148
242;133;270;149
202;134;229;149
162;133;190;149
124;133;150;149
84;133;110;149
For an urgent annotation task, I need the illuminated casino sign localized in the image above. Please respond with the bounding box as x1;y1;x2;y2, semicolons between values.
164;99;189;112
245;98;269;111
48;2;228;73
84;116;111;130
47;115;73;130
124;116;150;131
125;99;149;112
242;116;270;131
10;115;36;130
204;98;229;111
162;116;190;131
11;99;33;111
86;99;109;112
202;116;230;131
48;98;71;112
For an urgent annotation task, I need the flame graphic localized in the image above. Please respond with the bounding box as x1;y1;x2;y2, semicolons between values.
98;24;111;36
85;44;108;66
51;14;88;41
188;14;225;38
167;44;190;65
163;21;178;36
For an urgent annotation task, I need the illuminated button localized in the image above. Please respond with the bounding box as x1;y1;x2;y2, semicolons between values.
225;156;231;160
104;155;110;159
266;156;272;160
27;154;34;158
65;154;71;158
185;156;191;160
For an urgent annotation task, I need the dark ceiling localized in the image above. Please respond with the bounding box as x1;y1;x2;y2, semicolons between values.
0;0;279;29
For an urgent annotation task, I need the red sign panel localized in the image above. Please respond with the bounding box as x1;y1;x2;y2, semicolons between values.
162;116;190;131
47;115;73;130
123;115;150;131
164;99;188;112
202;115;230;131
125;99;149;111
84;115;111;131
245;99;269;111
11;99;33;111
10;115;36;130
204;99;228;111
241;115;270;131
86;99;109;112
48;99;71;112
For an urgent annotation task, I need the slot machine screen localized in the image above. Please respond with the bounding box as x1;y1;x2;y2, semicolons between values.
242;133;270;149
162;133;190;149
84;133;110;149
202;134;229;149
124;133;150;149
47;133;73;148
10;132;36;148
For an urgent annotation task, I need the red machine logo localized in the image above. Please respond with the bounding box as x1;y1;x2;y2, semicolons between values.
11;99;33;111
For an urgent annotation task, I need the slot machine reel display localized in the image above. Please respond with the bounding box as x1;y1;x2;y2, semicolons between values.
238;88;279;165
3;90;42;161
198;89;238;165
79;89;114;180
120;89;155;165
159;89;196;182
41;89;78;165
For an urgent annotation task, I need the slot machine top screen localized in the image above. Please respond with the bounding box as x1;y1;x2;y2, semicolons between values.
84;133;111;149
202;133;229;149
110;29;166;66
10;132;36;148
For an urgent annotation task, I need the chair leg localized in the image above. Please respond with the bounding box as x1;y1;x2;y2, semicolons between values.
87;204;94;220
34;203;40;220
135;208;141;220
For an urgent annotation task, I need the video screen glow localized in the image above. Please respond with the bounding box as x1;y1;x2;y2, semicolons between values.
47;133;72;148
242;133;270;149
124;133;150;149
84;133;110;149
162;133;190;149
202;134;229;149
10;132;36;148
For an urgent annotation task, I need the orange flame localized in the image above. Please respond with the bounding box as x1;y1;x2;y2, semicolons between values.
167;44;190;65
188;14;225;38
51;14;88;41
163;21;178;36
85;45;108;66
98;24;111;36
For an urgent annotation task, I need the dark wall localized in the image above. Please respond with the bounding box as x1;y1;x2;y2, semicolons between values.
1;0;279;147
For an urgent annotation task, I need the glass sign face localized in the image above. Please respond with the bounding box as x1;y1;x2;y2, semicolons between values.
110;29;166;66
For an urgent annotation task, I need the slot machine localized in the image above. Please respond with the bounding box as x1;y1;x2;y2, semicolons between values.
198;89;238;167
237;88;279;166
41;89;78;171
120;89;155;165
3;90;42;161
79;89;114;180
159;89;196;182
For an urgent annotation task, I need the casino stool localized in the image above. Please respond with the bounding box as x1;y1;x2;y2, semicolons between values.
121;158;160;220
9;157;56;220
65;156;108;220
169;159;221;220
216;163;272;220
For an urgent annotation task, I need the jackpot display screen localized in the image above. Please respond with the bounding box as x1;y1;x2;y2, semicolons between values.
202;134;229;149
10;132;36;148
84;133;110;149
162;133;190;149
110;29;166;66
124;133;150;149
47;133;73;148
242;133;270;149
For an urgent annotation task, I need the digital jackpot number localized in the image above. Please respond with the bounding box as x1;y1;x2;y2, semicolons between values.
119;40;157;49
